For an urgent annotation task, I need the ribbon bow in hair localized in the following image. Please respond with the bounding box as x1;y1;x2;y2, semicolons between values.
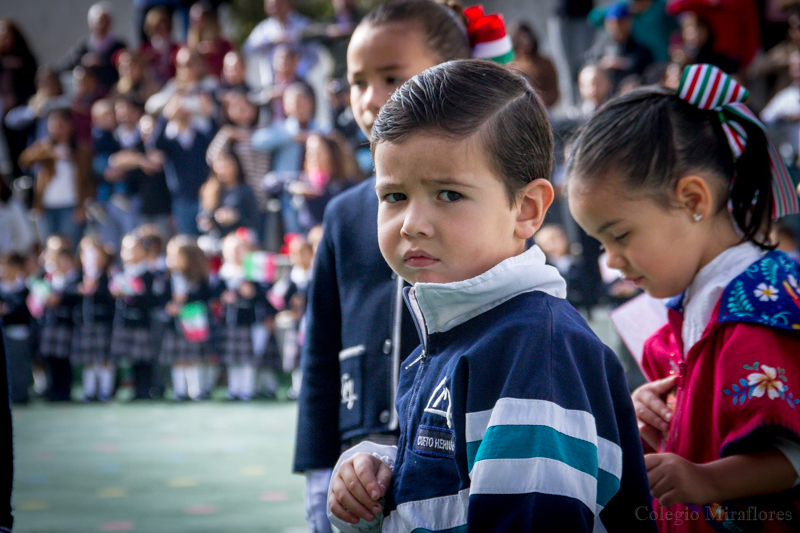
676;64;799;219
464;5;513;65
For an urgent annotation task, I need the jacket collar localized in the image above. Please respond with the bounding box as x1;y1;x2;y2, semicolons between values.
406;245;566;336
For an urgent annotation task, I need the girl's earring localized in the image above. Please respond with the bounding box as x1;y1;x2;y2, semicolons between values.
692;213;703;222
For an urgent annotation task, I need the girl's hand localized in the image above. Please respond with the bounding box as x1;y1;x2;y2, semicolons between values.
328;453;392;525
632;375;678;449
80;279;97;295
165;301;181;316
221;289;237;305
238;281;256;299
214;207;239;225
645;453;711;507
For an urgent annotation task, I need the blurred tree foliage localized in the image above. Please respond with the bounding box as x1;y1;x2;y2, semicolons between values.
227;0;384;47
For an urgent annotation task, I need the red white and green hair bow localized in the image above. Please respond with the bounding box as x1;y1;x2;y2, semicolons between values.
464;5;513;65
677;64;799;219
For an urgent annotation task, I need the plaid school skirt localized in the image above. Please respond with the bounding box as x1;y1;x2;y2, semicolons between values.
39;324;73;359
221;325;258;365
159;328;210;365
71;323;113;365
111;325;156;363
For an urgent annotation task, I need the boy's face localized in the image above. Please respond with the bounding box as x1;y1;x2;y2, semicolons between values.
375;133;529;284
92;105;116;131
284;90;313;124
223;52;246;85
347;22;439;139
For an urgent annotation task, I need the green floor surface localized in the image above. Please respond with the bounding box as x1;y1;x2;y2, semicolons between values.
12;400;309;533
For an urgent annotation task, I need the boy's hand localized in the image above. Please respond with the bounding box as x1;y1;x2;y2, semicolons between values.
646;453;711;507
632;375;678;449
329;452;392;525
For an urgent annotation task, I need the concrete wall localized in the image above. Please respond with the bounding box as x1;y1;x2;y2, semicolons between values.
0;0;137;67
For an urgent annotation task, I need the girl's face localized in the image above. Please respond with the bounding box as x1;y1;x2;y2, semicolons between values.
213;154;240;185
47;113;72;143
223;52;246;85
222;238;248;265
166;246;188;272
347;22;439;139
38;74;60;97
568;178;708;299
226;94;256;126
375;133;539;285
283;90;314;125
305;135;332;173
121;237;146;265
55;254;74;274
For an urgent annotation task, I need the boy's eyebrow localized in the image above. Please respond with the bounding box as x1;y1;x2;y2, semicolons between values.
421;178;479;189
374;178;479;193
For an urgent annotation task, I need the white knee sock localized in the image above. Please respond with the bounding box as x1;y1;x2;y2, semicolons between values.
260;369;278;396
171;366;187;399
227;365;241;398
241;364;256;400
98;364;115;401
291;368;302;395
82;367;97;399
185;365;201;400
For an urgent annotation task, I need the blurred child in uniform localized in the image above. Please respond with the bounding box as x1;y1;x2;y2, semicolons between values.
0;253;33;403
217;230;275;400
72;236;116;401
160;235;213;400
39;246;81;401
110;232;159;399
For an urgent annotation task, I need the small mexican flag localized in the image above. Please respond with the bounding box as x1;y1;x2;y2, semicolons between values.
109;272;145;296
179;301;210;342
242;252;277;283
26;277;52;319
464;5;514;65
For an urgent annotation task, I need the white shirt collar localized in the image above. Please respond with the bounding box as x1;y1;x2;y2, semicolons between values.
408;245;567;335
682;241;762;352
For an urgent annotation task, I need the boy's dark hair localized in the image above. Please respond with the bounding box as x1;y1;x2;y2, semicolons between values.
371;59;553;205
135;224;165;256
55;248;74;261
117;93;145;113
5;253;25;269
362;0;471;64
566;85;775;248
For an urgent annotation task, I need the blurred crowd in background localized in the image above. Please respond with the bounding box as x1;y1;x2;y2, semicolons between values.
1;0;800;404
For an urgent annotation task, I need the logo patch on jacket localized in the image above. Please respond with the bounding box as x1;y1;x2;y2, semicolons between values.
424;377;452;428
414;425;455;458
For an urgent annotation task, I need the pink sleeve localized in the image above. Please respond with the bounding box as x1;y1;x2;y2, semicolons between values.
641;324;680;383
714;324;800;456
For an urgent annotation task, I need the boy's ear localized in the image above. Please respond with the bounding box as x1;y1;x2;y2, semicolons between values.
515;179;554;241
674;175;713;220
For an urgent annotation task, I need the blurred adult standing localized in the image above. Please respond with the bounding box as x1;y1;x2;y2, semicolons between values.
547;0;595;108
0;19;37;179
56;2;128;94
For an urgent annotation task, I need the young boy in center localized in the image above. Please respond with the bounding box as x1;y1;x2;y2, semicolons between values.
327;60;655;532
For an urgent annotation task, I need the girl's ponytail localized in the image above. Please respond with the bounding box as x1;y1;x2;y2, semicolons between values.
568;65;799;251
673;64;798;246
725;114;774;247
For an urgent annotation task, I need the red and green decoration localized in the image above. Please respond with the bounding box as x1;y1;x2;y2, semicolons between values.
677;64;799;219
179;301;210;343
242;252;278;283
464;5;513;65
